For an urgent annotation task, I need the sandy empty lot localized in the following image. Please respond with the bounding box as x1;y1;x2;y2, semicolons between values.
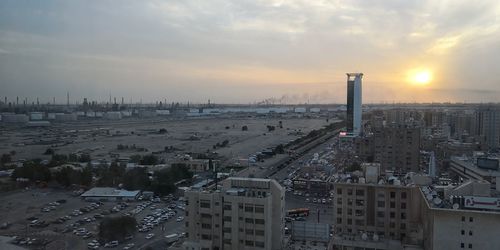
0;116;336;165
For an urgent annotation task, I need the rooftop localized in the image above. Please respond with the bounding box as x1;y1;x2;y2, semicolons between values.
80;187;140;197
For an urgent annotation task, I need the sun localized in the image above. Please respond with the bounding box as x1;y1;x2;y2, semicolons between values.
412;70;432;85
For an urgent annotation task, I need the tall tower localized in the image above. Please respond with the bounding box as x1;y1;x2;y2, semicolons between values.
346;73;363;136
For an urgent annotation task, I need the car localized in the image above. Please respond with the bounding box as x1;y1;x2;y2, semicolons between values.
145;233;155;239
124;235;133;241
123;243;135;249
295;217;306;221
305;198;310;202
104;241;119;248
176;216;184;222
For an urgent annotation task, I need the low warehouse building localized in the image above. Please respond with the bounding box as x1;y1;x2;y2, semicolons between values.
80;187;140;201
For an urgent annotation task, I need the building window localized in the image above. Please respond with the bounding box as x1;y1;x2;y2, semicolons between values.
337;198;343;205
347;219;352;225
462;216;465;222
245;229;254;235
255;219;265;224
337;188;342;195
377;211;385;218
202;223;211;229
223;202;232;210
201;234;212;240
201;214;212;219
461;243;464;248
200;201;211;208
390;192;396;198
461;230;465;235
223;216;232;222
377;201;385;208
469;230;472;236
223;227;231;233
337;218;342;224
390;212;395;218
355;199;365;206
348;189;353;195
469;217;473;222
390;202;395;208
245;240;254;246
348;198;353;206
255;230;264;236
468;244;472;248
401;192;407;199
245;206;254;212
255;241;265;248
348;209;352;215
401;212;406;220
245;218;254;223
337;208;342;214
239;203;244;209
400;223;406;230
401;203;406;209
356;190;364;196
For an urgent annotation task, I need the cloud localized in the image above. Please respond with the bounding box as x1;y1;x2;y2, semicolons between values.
0;0;499;103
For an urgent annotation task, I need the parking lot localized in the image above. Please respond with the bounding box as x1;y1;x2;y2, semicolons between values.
0;188;186;249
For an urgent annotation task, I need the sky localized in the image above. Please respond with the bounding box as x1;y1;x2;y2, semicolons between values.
1;0;500;104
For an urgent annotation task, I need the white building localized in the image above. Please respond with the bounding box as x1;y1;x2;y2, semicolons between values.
80;187;140;201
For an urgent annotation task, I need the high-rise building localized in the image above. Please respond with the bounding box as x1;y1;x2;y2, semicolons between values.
183;177;285;250
346;73;363;136
473;106;500;150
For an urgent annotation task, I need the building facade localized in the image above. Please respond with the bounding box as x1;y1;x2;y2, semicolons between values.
346;73;363;136
183;177;285;250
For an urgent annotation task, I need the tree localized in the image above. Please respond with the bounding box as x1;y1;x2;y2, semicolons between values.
98;216;137;242
11;161;51;182
150;163;193;195
158;128;168;134
43;148;54;155
79;154;91;163
140;154;158;165
122;168;150;190
267;125;275;132
274;144;285;154
130;154;142;163
1;154;11;164
241;125;248;131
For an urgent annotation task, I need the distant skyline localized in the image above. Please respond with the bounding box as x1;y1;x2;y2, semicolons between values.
1;0;500;104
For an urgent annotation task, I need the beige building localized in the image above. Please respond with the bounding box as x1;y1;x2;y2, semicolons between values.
183;177;285;250
419;185;500;250
332;177;423;249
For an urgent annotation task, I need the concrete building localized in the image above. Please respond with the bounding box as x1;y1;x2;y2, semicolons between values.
449;154;500;192
183;177;285;250
80;187;140;201
1;114;29;123
473;106;500;149
419;183;500;250
355;124;421;173
332;169;423;250
346;73;363;136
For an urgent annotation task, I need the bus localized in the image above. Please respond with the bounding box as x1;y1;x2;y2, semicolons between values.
287;208;310;217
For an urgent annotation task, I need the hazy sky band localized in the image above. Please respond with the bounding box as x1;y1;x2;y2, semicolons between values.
1;0;499;103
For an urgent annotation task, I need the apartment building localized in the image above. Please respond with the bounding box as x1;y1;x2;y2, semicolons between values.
332;179;422;250
355;124;421;173
183;177;285;250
